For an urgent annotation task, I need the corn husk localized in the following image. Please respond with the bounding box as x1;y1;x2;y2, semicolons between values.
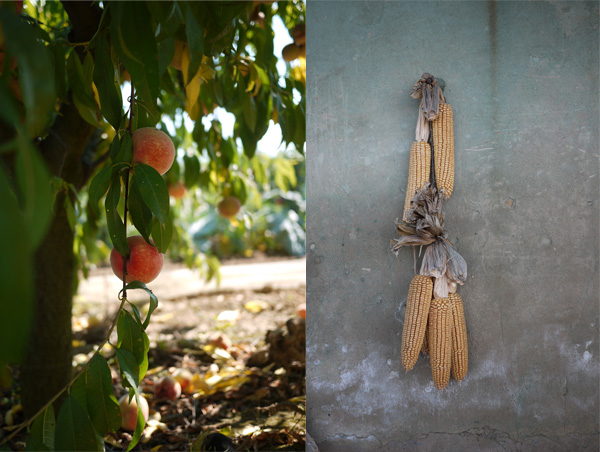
391;183;467;297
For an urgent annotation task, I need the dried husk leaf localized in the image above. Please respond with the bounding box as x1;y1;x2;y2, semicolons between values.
433;274;449;299
415;102;430;142
410;73;444;121
420;240;446;278
392;184;445;254
444;239;468;284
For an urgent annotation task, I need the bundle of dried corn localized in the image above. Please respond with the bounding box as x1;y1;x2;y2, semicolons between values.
392;74;468;389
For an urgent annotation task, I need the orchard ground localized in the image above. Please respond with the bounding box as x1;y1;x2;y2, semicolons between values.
72;255;306;451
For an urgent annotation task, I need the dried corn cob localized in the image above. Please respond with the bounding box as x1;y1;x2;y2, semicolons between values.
428;297;452;390
449;293;468;381
403;141;431;221
432;103;454;198
401;275;433;370
421;323;429;356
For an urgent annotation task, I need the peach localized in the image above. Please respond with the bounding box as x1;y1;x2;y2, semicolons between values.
291;24;305;46
172;369;193;393
118;394;149;431
154;376;181;400
132;127;175;175
168;182;186;199
282;43;301;62
217;195;241;218
110;236;164;284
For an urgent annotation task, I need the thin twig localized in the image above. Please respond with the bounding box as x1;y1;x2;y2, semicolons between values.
122;84;134;299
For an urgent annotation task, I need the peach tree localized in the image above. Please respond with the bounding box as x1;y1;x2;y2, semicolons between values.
0;0;305;450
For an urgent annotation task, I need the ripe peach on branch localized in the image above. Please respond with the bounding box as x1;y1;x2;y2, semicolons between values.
110;236;164;284
168;182;186;199
132;127;175;175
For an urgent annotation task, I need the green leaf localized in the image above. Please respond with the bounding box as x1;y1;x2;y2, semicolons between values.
86;355;121;435
24;436;50;451
157;36;175;77
126;393;146;452
88;166;111;218
14;136;53;249
110;2;159;100
151;213;172;254
231;177;248;205
54;396;103;452
183;2;204;82
105;168;129;258
0;10;55;137
242;90;257;133
63;194;76;230
183;154;200;188
117;311;149;381
220;138;235;168
115;348;140;389
29;405;55;451
128;302;143;327
67;50;100;127
114;131;133;165
0;82;21;127
109;134;121;162
0;167;33;365
128;179;153;244
70;374;88;414
273;157;297;192
124;281;159;330
93;33;123;130
53;42;68;101
132;163;169;223
189;2;247;55
148;2;184;39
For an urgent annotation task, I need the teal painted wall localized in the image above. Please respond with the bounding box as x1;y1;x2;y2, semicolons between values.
306;2;599;451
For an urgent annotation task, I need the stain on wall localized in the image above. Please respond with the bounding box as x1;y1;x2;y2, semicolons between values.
306;2;599;451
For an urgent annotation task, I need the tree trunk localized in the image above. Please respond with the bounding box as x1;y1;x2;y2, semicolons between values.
21;193;75;416
20;1;102;416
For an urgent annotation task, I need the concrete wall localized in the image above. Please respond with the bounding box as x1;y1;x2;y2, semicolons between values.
306;2;599;451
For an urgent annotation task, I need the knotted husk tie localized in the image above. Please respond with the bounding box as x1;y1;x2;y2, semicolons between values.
410;73;447;141
391;183;467;298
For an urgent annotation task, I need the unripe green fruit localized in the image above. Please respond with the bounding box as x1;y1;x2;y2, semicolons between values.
110;236;164;284
132;127;175;175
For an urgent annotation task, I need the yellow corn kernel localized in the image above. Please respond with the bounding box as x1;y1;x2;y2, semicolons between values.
428;297;452;390
449;293;468;381
401;275;433;370
403;141;431;221
432;103;454;198
421;323;429;356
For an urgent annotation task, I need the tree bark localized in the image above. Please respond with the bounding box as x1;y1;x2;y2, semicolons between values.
20;1;102;417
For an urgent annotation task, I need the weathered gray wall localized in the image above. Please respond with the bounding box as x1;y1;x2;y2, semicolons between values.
306;2;599;451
